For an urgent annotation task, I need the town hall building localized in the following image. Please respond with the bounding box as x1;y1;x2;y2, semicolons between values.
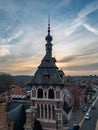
24;18;70;130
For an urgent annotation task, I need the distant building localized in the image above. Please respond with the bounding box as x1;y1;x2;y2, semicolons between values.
10;85;29;100
24;19;69;130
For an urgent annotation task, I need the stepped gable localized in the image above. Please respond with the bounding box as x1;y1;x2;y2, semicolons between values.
30;17;64;85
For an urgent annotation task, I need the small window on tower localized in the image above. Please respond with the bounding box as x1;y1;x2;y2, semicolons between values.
43;75;50;80
45;60;49;64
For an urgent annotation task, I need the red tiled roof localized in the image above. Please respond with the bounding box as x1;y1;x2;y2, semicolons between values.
65;83;85;95
13;86;27;95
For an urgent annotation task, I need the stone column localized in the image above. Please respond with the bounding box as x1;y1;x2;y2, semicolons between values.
47;105;49;119
39;104;41;118
51;105;53;120
43;104;45;119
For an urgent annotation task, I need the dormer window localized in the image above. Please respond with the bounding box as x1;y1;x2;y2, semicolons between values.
45;60;49;64
43;75;50;80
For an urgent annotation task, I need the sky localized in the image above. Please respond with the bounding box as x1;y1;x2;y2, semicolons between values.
0;0;98;76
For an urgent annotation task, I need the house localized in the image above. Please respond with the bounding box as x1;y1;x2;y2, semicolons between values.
65;83;86;107
11;86;28;100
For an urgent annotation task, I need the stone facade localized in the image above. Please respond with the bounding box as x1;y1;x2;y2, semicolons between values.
30;86;63;130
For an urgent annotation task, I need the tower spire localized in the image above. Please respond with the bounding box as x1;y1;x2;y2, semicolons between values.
45;15;53;56
48;14;50;35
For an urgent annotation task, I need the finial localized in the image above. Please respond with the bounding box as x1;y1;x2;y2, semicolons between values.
45;14;52;42
48;13;50;35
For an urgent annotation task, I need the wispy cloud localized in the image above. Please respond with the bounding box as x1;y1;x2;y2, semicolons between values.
65;0;98;36
0;27;44;68
64;62;98;71
0;30;23;44
59;41;98;63
59;55;76;63
0;45;11;57
83;23;98;35
0;0;19;15
54;0;71;11
77;0;98;19
0;30;23;57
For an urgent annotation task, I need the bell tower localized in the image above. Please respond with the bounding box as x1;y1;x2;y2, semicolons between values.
24;17;64;130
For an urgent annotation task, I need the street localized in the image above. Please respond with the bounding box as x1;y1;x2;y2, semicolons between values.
80;96;98;130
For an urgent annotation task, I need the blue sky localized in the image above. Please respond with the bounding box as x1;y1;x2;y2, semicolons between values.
0;0;98;76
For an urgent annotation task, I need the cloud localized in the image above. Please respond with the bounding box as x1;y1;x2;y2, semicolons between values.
0;27;44;67
0;0;19;15
0;30;23;44
7;30;23;42
65;0;98;36
0;30;23;57
59;41;98;63
54;0;71;10
0;45;11;57
83;23;98;35
59;55;76;62
65;22;81;36
58;53;88;63
77;0;98;19
64;62;98;71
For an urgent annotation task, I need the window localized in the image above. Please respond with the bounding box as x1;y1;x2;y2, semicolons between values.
43;75;50;80
48;88;54;99
37;88;43;98
45;60;49;64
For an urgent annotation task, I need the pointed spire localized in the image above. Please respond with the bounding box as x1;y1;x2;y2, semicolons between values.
45;14;52;42
45;15;53;56
48;14;50;35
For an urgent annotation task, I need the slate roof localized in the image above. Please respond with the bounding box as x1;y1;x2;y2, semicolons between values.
30;21;64;86
30;67;63;85
8;102;30;130
63;101;72;113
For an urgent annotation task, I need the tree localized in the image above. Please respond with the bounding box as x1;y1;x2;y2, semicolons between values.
0;72;14;93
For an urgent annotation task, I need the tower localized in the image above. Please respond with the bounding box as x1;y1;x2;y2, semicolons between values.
24;17;64;130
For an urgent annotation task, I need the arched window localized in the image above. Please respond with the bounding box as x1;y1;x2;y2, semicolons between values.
48;88;54;99
37;88;43;98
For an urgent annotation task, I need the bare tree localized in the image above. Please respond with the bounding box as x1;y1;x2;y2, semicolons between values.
0;72;14;93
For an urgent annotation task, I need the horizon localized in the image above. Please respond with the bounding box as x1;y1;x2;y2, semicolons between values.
0;0;98;76
0;71;98;77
